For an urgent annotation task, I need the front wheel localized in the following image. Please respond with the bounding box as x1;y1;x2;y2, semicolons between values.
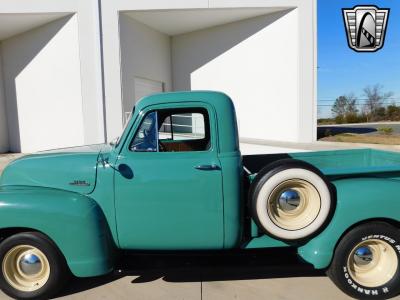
0;232;70;299
327;222;400;299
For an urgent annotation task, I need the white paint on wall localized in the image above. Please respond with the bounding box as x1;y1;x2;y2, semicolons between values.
1;15;85;152
0;47;9;153
0;13;71;40
0;0;107;152
134;77;164;101
101;0;209;141
125;7;286;35
0;0;316;153
208;0;316;142
75;0;106;145
173;9;299;141
119;14;172;116
102;1;316;144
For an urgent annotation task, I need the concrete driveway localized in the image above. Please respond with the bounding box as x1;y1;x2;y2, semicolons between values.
0;263;352;300
54;250;352;300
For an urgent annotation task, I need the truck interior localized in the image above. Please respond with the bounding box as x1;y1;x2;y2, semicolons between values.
130;107;211;152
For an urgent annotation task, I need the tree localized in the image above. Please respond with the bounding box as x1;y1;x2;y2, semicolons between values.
345;93;358;114
363;84;394;118
387;104;400;121
331;96;347;118
331;94;358;123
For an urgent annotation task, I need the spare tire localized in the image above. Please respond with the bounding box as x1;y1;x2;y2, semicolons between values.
250;159;332;241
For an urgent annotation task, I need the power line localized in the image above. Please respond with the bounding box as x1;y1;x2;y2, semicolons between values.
318;102;400;107
318;98;400;102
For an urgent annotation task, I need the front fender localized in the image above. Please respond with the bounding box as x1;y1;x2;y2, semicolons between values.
298;177;400;269
0;186;115;277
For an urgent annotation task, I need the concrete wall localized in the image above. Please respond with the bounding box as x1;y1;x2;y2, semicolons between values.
101;0;316;143
1;15;85;152
209;0;316;143
0;47;9;153
119;14;172;117
101;0;210;141
0;0;316;152
0;0;106;153
172;10;300;141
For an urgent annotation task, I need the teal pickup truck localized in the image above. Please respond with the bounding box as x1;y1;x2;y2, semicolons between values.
1;91;400;299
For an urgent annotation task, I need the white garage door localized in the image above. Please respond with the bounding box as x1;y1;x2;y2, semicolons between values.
134;77;163;102
123;77;164;123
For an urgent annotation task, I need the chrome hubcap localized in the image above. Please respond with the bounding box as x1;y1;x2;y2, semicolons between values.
278;189;301;212
2;245;50;292
268;179;321;231
19;253;42;276
353;246;373;266
347;239;398;287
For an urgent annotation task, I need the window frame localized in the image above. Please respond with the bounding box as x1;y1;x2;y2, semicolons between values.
158;109;208;144
129;111;159;152
127;103;215;154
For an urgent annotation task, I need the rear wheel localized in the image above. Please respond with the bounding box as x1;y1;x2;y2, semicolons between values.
0;232;70;299
327;222;400;299
250;159;332;241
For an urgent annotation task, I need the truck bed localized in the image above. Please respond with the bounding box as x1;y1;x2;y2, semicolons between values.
243;149;400;177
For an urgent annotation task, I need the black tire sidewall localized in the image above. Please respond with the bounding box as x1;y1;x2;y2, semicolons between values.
0;232;69;300
331;223;400;299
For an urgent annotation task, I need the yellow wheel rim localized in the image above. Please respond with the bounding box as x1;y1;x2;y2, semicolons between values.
2;245;50;292
347;239;398;287
267;179;321;231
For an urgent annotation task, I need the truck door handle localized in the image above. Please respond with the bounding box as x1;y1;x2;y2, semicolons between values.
195;164;221;171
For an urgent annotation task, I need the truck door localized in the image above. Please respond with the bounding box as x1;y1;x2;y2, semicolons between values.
114;103;224;249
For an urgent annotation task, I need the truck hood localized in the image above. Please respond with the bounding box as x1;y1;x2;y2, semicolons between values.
0;144;110;194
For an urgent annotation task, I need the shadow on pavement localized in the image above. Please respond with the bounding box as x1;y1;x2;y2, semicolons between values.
317;126;377;139
59;248;325;297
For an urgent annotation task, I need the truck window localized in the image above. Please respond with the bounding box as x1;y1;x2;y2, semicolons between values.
158;108;210;152
130;108;211;152
130;111;158;152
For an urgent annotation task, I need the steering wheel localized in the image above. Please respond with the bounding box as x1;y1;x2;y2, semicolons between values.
143;129;149;139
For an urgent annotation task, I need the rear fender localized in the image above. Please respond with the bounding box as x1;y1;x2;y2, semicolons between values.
0;186;115;277
298;177;400;269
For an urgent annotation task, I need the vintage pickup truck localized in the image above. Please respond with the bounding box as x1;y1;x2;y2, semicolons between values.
1;91;400;299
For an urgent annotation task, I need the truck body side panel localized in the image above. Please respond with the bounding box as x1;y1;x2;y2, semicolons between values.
298;177;400;269
244;149;400;177
219;152;243;248
0;187;115;277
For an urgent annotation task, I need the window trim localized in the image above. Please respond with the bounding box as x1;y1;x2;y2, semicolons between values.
128;105;213;154
129;111;159;153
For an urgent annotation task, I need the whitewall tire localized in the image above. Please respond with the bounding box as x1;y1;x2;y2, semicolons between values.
250;160;332;241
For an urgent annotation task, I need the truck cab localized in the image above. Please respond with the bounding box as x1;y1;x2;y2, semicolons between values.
108;91;242;250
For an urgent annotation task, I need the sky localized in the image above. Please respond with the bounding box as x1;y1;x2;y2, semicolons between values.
318;0;400;118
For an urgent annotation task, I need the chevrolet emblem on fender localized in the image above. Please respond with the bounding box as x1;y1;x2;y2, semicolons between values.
69;180;91;186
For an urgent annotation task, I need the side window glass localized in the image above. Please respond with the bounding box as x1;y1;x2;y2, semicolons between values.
158;109;210;152
130;111;158;152
169;113;205;141
159;115;172;140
